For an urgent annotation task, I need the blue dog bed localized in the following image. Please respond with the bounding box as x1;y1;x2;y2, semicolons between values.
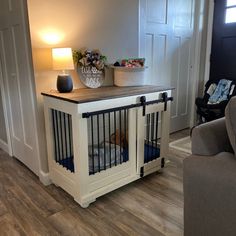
58;143;160;173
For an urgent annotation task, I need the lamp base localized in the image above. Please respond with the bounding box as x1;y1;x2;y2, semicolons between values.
57;75;73;93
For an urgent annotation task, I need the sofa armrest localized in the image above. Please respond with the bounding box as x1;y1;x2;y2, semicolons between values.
192;118;232;155
184;154;236;236
225;96;236;154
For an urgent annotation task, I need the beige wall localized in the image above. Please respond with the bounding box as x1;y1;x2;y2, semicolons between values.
28;0;139;58
27;0;139;173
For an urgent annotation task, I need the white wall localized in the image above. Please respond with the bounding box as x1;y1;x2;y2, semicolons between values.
27;0;139;173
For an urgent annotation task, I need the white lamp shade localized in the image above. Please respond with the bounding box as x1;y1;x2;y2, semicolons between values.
52;48;74;70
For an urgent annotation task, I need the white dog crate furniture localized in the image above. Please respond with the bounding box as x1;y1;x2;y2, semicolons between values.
42;86;173;207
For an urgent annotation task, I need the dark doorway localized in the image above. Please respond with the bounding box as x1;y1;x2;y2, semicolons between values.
210;0;236;81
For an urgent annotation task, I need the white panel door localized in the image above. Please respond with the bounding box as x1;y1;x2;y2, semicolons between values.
140;0;195;132
0;0;40;175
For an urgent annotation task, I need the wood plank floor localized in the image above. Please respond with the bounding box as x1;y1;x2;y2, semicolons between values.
0;130;190;236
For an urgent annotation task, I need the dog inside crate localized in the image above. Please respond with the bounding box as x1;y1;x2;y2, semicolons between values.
87;110;129;175
88;129;129;174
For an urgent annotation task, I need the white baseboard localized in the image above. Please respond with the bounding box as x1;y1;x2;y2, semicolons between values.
0;139;9;154
39;170;52;186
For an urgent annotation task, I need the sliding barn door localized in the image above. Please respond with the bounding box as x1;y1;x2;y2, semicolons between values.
0;0;40;175
140;0;196;132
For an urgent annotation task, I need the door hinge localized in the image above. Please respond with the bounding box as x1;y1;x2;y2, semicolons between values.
140;166;144;177
161;158;165;168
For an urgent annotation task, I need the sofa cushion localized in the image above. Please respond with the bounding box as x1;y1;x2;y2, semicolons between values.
225;96;236;154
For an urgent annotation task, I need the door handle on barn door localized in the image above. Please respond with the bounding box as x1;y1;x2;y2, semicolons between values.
140;96;146;116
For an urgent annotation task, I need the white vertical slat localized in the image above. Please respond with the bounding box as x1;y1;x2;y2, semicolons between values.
73;114;91;207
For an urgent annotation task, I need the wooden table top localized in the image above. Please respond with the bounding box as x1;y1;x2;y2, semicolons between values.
41;86;174;104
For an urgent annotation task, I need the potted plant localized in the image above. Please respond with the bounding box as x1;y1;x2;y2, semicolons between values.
73;48;107;88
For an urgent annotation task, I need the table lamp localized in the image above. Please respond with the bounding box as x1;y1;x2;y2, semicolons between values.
52;48;74;93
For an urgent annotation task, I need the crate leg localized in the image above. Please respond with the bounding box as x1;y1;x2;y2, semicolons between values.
74;198;96;208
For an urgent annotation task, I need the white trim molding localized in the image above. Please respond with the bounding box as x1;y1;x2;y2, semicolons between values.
204;0;215;84
190;0;206;127
39;170;52;186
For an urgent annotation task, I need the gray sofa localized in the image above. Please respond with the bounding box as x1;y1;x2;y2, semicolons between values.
184;96;236;236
